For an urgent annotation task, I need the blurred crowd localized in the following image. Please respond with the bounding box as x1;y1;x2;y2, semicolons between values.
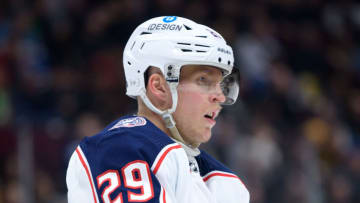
0;0;359;203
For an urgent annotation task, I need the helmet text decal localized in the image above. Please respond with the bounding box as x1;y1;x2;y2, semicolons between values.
148;23;182;31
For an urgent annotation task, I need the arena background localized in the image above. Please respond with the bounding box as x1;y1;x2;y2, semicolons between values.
0;0;359;202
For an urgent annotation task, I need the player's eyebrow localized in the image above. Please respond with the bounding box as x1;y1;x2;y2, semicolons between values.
198;67;223;80
190;66;221;75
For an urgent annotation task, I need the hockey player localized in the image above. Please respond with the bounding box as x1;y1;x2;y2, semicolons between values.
66;16;250;203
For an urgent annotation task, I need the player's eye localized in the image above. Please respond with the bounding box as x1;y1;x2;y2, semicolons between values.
196;74;221;92
197;76;209;85
199;76;206;81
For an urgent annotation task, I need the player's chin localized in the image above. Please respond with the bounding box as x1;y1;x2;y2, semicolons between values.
199;130;212;143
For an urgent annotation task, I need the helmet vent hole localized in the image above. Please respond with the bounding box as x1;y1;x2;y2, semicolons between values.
128;61;132;65
196;50;206;53
140;42;145;49
177;42;191;46
137;70;140;73
195;35;207;38
181;49;192;52
130;41;136;50
140;32;151;35
227;60;231;65
195;44;210;48
183;24;192;30
218;57;222;62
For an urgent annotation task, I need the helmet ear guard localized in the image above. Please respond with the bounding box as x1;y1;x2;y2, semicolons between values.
221;68;240;105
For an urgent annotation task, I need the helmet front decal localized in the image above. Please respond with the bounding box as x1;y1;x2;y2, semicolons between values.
146;16;182;31
163;16;177;23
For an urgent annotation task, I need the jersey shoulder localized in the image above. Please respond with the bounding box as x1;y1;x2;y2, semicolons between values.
79;115;175;170
196;149;235;177
196;149;250;203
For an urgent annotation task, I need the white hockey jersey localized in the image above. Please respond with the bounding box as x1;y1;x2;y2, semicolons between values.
66;115;249;203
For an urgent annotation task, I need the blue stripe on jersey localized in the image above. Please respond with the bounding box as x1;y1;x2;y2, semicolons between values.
196;150;235;177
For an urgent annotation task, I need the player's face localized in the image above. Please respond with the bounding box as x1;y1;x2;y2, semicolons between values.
173;65;226;146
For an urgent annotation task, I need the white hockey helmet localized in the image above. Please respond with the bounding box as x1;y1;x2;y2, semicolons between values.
123;16;239;107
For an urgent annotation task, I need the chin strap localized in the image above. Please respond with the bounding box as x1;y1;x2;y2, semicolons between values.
163;112;200;156
174;138;200;157
139;83;200;156
162;113;184;142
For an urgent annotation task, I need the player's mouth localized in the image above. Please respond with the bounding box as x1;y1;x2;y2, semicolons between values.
204;110;219;126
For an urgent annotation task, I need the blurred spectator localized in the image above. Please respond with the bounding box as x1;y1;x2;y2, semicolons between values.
235;7;281;97
64;112;103;162
35;169;66;203
4;179;23;203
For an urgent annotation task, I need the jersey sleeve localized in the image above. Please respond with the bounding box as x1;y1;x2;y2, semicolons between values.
66;128;180;203
67;147;100;203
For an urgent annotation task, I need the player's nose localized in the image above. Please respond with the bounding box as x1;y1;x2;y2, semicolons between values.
210;85;226;103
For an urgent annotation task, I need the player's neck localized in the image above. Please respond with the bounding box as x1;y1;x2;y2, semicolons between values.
137;109;172;137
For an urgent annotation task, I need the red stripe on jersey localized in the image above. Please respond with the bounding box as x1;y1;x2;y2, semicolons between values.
163;187;166;203
76;147;98;203
153;144;182;175
203;172;240;182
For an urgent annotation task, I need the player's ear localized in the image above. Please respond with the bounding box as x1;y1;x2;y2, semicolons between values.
148;73;167;94
146;72;172;109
